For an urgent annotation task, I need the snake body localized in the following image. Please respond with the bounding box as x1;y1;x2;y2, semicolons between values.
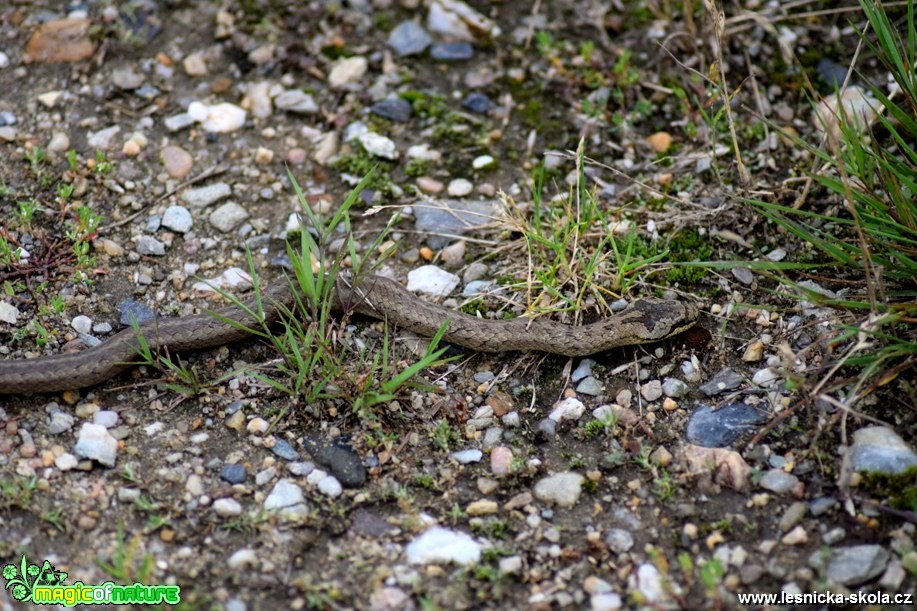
0;275;698;394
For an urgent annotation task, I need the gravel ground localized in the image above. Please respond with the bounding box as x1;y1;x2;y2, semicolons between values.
0;1;915;610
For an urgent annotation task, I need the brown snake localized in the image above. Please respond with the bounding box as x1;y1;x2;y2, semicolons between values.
0;275;698;394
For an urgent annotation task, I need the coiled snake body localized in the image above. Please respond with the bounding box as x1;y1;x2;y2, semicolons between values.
0;275;698;394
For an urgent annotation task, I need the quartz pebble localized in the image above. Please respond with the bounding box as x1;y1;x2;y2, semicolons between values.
533;472;585;507
406;527;481;566
406;265;459;297
188;101;246;133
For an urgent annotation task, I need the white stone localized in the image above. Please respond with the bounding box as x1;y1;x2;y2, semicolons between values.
548;397;585;422
87;125;120;150
264;479;309;520
0;301;20;324
188;101;246;133
472;155;495;169
533;472;585;507
74;423;118;467
54;453;78;471
357;132;398;159
452;449;483;464
214;498;243;517
191;268;253;293
447;178;473;196
181;182;231;208
227;548;258;569
38;90;64;108
275;90;318;114
317;476;343;498
209;202;250;232
752;368;779;386
406;527;482;565
407;265;459;297
328;57;368;89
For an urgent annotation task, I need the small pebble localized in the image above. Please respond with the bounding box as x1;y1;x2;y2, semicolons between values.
387;20;432;56
462;92;494;114
213;498;243;517
453;449;483;464
447;178;473;197
370;98;412;123
161;205;193;233
220;464;247;484
640;380;663;402
135;235;165;256
431;42;473;60
328;57;368;89
209;202;250;233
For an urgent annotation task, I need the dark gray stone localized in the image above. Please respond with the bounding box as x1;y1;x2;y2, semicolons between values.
462;92;494;114
303;437;366;487
685;403;769;447
370;98;412;123
431;42;473;60
220;463;247;484
119;300;156;326
699;368;744;396
271;439;300;461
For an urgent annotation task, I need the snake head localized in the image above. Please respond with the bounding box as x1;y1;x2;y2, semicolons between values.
630;299;698;340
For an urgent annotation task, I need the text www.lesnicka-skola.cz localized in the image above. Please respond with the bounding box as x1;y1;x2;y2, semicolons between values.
736;590;912;606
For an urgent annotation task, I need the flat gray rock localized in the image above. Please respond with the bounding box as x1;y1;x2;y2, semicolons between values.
413;198;497;249
849;426;917;475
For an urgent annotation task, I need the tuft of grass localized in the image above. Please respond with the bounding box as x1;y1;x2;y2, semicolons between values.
129;318;206;397
126;170;454;415
501;139;678;322
211;170;453;419
95;521;154;584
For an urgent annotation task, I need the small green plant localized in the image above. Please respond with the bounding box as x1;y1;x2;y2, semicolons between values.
413;474;437;490
504;140;674;320
96;521;154;584
612;48;640;86
432;419;459;452
404;158;431;178
0;236;23;267
579;40;595;63
219;509;269;534
698;557;725;592
129;319;207;397
119;464;141;483
40;507;66;532
26;321;51;348
652;469;678;501
445;503;465;525
37;295;65;317
0;476;39;509
24;146;46;177
56;182;74;200
65;205;103;283
400;90;449;118
584;407;617;438
65;149;79;172
15;200;37;229
192;170;454;422
93;150;115;174
535;31;555;58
